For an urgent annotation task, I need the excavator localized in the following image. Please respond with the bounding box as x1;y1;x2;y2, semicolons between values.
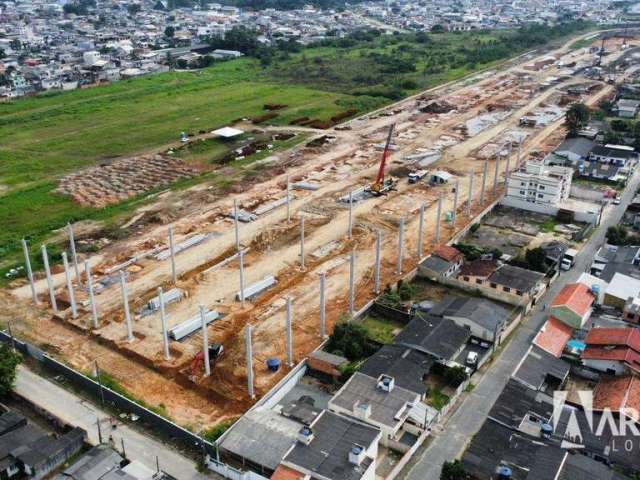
190;343;224;379
366;123;398;196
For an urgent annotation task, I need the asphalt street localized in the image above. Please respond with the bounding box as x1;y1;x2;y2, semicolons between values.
405;169;640;480
15;365;211;480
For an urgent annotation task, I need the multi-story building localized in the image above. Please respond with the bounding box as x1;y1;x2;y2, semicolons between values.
506;161;573;206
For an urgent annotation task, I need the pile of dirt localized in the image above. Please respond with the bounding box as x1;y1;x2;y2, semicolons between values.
306;136;334;148
251;112;279;124
264;104;288;111
420;100;455;114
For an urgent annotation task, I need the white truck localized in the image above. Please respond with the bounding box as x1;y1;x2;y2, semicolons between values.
408;170;428;184
560;248;578;271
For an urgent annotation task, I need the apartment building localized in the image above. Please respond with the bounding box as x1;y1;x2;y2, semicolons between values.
506;162;573;206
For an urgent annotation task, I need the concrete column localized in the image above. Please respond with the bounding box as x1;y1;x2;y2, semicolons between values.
158;287;170;361
517;140;522;167
396;217;404;275
286;296;293;367
200;305;210;377
505;144;512;184
21;239;37;305
120;271;133;342
480;160;488;206
417;204;425;258
239;250;245;307
453;181;459;226
41;244;58;312
374;231;382;295
467;172;474;216
287;177;292;222
435;196;443;243
300;216;305;270
234;199;240;251
493;155;500;195
62;252;77;318
168;227;177;284
319;272;326;338
68;223;81;285
349;248;356;316
85;261;98;329
245;325;254;398
348;191;353;238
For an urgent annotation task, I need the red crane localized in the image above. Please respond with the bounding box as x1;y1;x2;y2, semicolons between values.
369;123;397;195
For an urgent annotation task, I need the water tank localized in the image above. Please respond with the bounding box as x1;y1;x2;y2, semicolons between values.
592;284;601;296
497;466;512;479
266;358;281;372
541;423;553;438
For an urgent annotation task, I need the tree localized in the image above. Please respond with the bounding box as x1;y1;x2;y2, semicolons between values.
565;103;590;137
164;26;175;38
607;225;629;246
525;247;548;273
431;24;445;33
127;3;141;14
0;49;4;60
0;344;21;397
325;322;377;361
443;365;468;386
440;460;468;480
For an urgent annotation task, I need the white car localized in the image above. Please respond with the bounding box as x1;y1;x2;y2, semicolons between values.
466;351;479;366
613;197;621;205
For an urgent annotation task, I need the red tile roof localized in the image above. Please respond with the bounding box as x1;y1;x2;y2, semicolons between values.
551;283;594;317
593;376;640;420
271;465;305;480
459;259;498;278
433;245;462;263
581;346;640;371
584;328;640;350
533;317;573;357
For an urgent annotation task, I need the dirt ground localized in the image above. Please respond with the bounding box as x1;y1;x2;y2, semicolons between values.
5;32;635;428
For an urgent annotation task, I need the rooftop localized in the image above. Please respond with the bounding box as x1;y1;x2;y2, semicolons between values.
533;317;573;357
551;283;594;317
395;314;470;361
432;245;462;263
429;295;511;333
488;264;545;293
329;372;419;429
282;410;380;480
459;259;498;277
359;344;433;396
512;345;570;391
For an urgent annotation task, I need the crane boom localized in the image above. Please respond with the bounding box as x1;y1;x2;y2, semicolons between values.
375;123;395;187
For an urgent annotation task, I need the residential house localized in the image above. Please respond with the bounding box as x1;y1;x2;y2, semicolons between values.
589;145;636;167
306;351;349;382
275;410;380;480
417;245;463;279
604;272;640;310
394;315;470;362
623;296;640;324
15;428;85;480
457;259;498;286
329;372;423;448
581;327;640;375
533;317;573;358
429;296;511;343
486;264;545;301
613;98;640;118
592;375;640;422
554;137;595;163
549;283;594;329
512;345;570;393
359;345;433;398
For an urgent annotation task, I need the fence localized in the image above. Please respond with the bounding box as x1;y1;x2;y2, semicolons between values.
371;302;413;325
0;331;214;456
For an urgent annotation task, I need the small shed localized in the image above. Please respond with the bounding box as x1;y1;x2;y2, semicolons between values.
212;127;244;139
307;351;348;380
430;170;452;184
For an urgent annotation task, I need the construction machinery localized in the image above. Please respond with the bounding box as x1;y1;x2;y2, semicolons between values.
190;343;224;378
367;123;398;195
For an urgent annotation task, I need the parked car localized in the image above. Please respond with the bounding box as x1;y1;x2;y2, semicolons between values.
466;351;479;366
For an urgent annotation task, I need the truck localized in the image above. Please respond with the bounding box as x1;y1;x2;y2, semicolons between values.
560;248;578;271
408;170;428;184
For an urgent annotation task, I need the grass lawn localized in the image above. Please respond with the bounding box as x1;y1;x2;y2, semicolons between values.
428;388;451;411
360;315;405;344
540;217;558;233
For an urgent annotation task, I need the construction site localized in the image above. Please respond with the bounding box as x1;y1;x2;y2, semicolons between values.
3;32;637;430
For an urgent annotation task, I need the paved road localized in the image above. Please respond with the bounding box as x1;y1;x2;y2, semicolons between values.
405;169;640;480
15;365;210;480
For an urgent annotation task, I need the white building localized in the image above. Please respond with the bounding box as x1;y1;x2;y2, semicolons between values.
506;161;573;206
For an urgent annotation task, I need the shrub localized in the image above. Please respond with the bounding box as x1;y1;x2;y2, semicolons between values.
325;322;377;361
